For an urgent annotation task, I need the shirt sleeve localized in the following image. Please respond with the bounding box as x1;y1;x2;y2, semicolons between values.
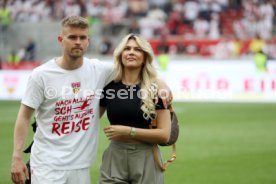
100;87;107;107
101;61;115;86
21;75;44;109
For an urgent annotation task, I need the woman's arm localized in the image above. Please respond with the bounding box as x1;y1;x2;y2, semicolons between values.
103;109;171;144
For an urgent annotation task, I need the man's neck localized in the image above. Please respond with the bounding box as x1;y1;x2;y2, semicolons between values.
57;56;83;70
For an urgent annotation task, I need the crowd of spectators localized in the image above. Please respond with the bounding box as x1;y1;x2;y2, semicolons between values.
1;0;276;59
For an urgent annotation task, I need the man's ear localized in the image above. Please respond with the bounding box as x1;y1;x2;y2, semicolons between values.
58;36;63;44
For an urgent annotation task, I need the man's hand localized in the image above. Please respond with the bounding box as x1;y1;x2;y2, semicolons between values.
11;156;29;184
156;79;173;108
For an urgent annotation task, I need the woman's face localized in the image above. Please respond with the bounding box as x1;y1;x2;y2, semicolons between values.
121;38;145;70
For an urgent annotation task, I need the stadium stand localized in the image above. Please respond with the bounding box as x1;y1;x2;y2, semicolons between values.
0;0;276;65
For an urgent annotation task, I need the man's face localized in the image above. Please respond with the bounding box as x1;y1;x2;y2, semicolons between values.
58;26;89;58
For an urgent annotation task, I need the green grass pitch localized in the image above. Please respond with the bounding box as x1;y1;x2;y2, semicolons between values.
0;101;276;184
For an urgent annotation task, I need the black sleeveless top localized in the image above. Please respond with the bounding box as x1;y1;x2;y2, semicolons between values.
100;81;165;129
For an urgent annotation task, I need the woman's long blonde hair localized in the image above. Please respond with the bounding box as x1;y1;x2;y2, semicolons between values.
113;34;158;120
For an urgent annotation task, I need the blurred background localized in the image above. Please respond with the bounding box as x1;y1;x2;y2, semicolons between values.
0;0;276;183
1;0;276;102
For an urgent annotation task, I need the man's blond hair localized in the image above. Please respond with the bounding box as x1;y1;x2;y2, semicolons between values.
61;16;89;29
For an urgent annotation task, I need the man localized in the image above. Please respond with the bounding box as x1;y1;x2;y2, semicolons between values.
254;50;267;72
11;15;114;184
11;16;171;184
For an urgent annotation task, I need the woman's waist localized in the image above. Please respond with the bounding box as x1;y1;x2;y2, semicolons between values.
109;140;152;150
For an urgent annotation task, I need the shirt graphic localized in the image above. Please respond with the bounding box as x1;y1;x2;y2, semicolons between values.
52;93;95;136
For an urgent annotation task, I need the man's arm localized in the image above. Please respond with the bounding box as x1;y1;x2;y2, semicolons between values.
156;79;173;108
100;106;106;118
11;104;34;184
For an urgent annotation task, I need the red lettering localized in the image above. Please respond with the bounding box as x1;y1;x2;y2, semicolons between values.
56;100;72;107
86;95;95;100
272;80;276;90
61;122;70;134
55;108;60;115
66;106;72;114
51;117;91;136
244;79;276;92
54;116;61;121
82;117;90;130
55;106;72;115
75;113;80;119
195;74;210;90
54;115;73;121
260;80;265;92
73;98;82;103
217;79;229;90
244;79;253;91
71;120;75;131
75;120;82;133
60;107;66;115
181;79;190;91
52;122;61;136
261;80;265;92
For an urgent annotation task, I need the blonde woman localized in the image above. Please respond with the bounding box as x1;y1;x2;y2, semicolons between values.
99;34;171;184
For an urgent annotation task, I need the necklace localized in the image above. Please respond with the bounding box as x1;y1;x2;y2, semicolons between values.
121;81;140;88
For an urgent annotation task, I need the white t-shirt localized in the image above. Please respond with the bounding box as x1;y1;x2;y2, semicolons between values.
22;57;113;170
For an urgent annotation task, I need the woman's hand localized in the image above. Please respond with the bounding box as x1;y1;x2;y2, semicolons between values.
103;125;130;140
156;79;173;108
